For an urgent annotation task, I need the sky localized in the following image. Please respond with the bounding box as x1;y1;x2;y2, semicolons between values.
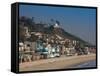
19;4;96;45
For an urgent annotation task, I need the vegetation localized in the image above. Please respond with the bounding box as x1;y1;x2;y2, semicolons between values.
19;16;89;45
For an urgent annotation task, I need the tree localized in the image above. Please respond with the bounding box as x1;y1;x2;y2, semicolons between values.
29;34;38;42
56;20;60;25
19;25;26;42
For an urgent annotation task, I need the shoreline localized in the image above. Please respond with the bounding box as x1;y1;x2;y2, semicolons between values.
19;54;96;71
64;59;96;69
70;60;96;68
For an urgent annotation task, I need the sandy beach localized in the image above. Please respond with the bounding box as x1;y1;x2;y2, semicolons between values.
19;54;96;72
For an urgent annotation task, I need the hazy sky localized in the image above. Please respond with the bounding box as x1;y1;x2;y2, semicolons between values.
19;4;96;45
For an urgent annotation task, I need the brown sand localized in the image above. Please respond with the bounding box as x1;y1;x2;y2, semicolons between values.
19;54;96;71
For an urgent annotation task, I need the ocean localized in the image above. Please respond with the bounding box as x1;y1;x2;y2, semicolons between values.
73;60;96;68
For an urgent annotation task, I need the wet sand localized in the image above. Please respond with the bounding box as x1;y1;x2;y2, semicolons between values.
19;54;96;72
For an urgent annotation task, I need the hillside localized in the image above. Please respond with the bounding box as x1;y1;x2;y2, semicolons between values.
19;16;89;45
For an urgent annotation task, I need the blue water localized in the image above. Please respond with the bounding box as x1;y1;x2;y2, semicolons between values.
73;60;96;68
